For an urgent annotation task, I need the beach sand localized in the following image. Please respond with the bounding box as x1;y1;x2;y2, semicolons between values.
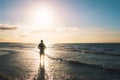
0;49;105;80
0;43;120;80
0;49;80;80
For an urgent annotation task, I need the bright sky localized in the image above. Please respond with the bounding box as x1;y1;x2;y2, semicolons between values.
0;0;120;43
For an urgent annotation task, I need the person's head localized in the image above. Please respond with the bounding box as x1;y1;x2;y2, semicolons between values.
41;40;43;43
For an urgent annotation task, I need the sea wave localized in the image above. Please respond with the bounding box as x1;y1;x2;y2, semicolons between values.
45;54;120;73
51;43;120;56
0;51;10;56
0;43;36;49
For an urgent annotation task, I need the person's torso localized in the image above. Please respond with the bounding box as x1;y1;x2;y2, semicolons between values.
39;43;45;50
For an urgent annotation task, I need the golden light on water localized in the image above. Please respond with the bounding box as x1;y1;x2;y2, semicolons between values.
40;54;45;67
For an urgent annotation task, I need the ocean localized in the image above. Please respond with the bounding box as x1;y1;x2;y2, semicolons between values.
0;43;120;80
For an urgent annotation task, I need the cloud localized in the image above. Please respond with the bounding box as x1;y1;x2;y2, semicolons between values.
29;28;56;34
0;39;5;41
20;34;29;37
0;24;18;30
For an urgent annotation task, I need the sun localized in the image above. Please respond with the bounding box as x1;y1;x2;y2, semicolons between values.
34;8;54;26
29;6;55;29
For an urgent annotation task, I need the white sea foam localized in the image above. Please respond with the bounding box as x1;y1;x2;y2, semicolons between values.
0;51;9;56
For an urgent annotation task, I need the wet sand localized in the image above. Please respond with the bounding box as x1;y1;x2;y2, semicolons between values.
0;48;120;80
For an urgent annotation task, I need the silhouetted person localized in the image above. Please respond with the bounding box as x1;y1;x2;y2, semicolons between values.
38;40;46;59
35;40;48;80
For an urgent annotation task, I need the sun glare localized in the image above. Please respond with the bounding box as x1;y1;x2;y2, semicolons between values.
29;6;55;29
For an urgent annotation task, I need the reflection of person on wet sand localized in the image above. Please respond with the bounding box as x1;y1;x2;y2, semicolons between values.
38;40;46;59
35;57;45;80
34;54;48;80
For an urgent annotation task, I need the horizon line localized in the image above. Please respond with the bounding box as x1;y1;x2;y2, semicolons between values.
0;41;120;44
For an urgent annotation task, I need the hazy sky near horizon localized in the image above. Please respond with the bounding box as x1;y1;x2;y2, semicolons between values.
0;0;120;43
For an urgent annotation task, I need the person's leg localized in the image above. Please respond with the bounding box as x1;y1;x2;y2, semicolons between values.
40;53;42;61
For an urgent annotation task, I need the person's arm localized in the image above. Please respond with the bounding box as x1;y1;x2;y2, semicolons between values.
44;44;46;49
